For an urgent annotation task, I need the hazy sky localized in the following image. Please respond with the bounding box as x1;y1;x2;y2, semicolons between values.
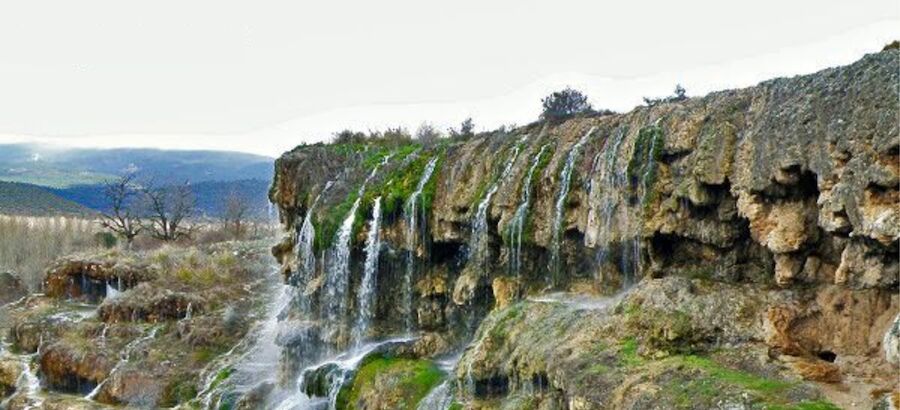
0;1;897;156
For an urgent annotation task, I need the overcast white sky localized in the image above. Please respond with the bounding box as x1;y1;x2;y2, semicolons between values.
0;1;897;157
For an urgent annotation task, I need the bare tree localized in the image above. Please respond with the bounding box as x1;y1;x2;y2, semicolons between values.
99;173;142;249
223;190;250;239
141;180;197;241
415;122;441;145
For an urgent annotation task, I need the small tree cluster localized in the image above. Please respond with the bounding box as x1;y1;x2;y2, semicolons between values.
643;84;688;107
415;122;442;145
540;87;594;121
448;117;475;140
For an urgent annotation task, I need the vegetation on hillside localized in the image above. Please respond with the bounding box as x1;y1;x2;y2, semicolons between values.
0;181;94;216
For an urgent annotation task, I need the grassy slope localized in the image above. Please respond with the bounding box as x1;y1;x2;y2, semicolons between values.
0;181;94;216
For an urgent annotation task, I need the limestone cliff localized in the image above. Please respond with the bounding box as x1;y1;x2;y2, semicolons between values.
270;49;899;408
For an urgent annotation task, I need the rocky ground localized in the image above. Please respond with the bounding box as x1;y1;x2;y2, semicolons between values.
0;240;276;409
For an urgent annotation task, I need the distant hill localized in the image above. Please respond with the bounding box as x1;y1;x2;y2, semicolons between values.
0;143;273;188
0;143;275;218
52;179;273;218
0;181;94;216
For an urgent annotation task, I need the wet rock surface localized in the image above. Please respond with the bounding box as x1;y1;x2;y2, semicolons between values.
265;48;898;409
0;240;275;409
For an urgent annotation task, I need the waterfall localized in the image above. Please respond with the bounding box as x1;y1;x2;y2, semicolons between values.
469;136;527;269
508;143;549;277
403;156;440;332
352;196;382;347
549;127;596;284
322;155;392;347
295;181;334;312
418;353;461;410
322;197;361;345
0;353;43;409
417;381;453;410
105;281;121;299
590;128;640;285
271;337;415;410
86;326;161;401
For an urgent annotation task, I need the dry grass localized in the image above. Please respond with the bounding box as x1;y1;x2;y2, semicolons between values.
0;213;278;291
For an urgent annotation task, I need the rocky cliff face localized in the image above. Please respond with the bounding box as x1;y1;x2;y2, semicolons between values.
270;49;898;408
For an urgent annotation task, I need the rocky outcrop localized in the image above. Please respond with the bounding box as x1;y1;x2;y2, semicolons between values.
43;255;156;303
269;49;899;408
0;272;27;306
98;282;202;323
453;277;896;408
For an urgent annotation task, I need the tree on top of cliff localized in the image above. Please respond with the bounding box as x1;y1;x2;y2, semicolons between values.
540;87;594;121
643;84;688;106
448;117;475;140
415;122;442;145
332;129;368;144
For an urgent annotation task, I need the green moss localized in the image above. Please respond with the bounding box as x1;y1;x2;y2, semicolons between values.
313;143;424;252
660;354;824;409
336;354;445;410
675;355;791;393
767;401;842;410
619;338;644;367
624;305;697;353
161;374;199;407
208;367;234;391
520;144;555;244
626;125;664;209
448;403;464;410
314;187;361;253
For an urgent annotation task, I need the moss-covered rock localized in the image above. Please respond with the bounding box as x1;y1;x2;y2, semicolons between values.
336;353;445;410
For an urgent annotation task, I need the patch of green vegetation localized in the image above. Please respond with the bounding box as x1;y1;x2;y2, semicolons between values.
767;401;842;410
192;345;226;364
675;355;791;394
682;265;716;280
624;304;697;354
365;147;444;218
487;302;526;342
312;143;423;252
619;337;644;367
161;374;199;407
661;354;823;409
519;144;555;244
208;367;234;391
313;188;362;253
625;125;664;209
448;403;464;410
336;354;445;410
0;181;95;216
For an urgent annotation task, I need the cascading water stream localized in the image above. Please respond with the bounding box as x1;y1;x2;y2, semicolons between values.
402;156;439;332
296;181;334;287
469;136;528;269
271;336;415;410
508;143;549;277
322;155;392;349
86;325;162;401
549;127;596;283
417;353;461;410
351;196;382;347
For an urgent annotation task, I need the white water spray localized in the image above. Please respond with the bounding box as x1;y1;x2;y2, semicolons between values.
550;127;596;282
352;196;382;347
403;156;440;332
